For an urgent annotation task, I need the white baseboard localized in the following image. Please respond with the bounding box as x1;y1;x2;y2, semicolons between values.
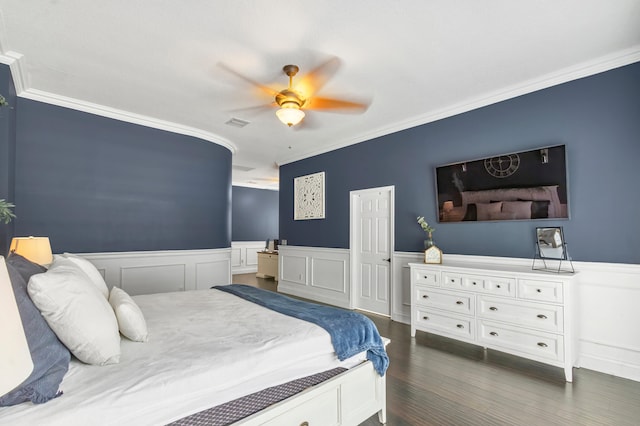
578;339;640;382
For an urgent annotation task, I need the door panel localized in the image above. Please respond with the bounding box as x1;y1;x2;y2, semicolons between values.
353;188;392;315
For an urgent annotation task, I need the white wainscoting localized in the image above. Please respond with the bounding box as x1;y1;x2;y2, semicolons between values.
571;261;640;382
391;252;423;324
231;241;265;274
278;246;351;309
72;248;232;296
73;245;640;382
282;246;640;383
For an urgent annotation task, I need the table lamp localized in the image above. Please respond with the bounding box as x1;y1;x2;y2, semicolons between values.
9;236;53;266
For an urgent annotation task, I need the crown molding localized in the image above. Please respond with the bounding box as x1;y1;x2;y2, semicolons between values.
4;45;639;164
277;46;640;166
21;89;237;153
0;51;28;93
0;51;237;154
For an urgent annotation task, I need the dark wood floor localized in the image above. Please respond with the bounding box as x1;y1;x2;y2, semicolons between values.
233;274;640;426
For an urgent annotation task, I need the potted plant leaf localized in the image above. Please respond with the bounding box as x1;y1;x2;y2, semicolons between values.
0;199;16;224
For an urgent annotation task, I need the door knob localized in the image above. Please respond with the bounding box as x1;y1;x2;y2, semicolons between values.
383;258;391;262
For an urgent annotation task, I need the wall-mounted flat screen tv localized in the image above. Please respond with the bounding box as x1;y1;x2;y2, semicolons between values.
435;145;569;223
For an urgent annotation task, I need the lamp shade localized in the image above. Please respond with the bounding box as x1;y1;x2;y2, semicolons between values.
0;257;34;395
443;201;454;212
276;106;305;127
9;236;53;265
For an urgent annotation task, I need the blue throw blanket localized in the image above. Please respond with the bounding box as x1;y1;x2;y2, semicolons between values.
214;284;389;376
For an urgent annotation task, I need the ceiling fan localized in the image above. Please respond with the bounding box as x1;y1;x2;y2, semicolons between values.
220;58;370;127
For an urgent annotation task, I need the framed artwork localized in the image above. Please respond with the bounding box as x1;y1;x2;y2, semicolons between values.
294;171;325;220
533;226;574;273
435;144;569;223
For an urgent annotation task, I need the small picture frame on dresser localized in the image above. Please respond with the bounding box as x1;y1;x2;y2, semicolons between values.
533;226;574;273
424;245;443;264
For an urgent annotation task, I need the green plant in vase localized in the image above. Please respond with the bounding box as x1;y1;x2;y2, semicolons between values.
417;216;435;248
0;199;16;224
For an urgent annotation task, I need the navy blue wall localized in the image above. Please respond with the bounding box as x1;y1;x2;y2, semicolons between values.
279;62;640;264
0;65;17;254
232;186;279;241
5;83;232;253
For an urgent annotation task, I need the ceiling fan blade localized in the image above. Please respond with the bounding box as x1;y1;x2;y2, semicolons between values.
218;63;279;97
297;57;341;98
306;96;370;113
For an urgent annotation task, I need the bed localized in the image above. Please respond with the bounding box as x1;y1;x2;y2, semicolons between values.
442;185;567;222
0;254;388;426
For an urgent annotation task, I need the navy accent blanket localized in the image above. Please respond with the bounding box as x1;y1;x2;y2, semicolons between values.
214;284;389;376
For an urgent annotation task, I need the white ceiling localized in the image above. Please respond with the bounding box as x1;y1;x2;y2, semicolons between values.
1;1;639;190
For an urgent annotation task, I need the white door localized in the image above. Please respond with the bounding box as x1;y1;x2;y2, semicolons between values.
351;187;393;316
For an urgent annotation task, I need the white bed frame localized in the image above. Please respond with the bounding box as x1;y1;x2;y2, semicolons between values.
235;360;386;426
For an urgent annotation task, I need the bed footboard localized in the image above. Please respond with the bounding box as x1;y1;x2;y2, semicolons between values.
235;361;386;426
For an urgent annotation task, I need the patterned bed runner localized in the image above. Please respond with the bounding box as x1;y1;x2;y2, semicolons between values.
167;367;347;426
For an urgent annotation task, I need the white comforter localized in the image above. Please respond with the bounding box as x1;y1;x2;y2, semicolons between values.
1;289;364;426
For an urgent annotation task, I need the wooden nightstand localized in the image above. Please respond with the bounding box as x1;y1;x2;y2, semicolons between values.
256;252;278;281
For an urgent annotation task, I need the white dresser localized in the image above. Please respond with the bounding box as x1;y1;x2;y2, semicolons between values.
409;260;577;381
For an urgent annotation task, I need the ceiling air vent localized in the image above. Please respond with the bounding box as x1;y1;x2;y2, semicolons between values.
232;165;255;172
225;118;250;128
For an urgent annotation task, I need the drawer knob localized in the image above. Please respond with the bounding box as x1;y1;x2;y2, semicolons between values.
422;295;429;299
423;316;429;320
456;324;464;329
456;301;463;305
496;284;501;288
489;306;498;311
450;279;455;283
536;289;542;293
424;275;429;279
537;314;548;319
490;331;498;336
537;342;548;348
472;281;477;285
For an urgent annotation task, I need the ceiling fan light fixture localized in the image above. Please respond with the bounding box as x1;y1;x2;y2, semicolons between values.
276;104;305;127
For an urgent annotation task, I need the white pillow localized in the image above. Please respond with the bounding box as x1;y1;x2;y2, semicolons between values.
61;253;109;299
109;287;149;342
502;201;532;220
476;202;502;221
28;259;121;365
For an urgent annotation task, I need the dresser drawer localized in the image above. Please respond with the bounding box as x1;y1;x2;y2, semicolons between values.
413;269;439;287
442;272;463;289
478;296;564;333
415;287;475;315
461;275;484;290
442;272;515;297
518;279;563;303
415;308;475;340
483;276;515;297
479;320;564;362
443;273;487;291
